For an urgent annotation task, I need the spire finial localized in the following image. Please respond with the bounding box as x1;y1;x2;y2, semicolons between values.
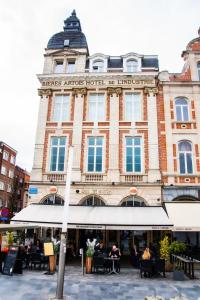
72;9;76;16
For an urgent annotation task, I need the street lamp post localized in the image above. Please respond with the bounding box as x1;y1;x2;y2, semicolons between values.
52;146;73;300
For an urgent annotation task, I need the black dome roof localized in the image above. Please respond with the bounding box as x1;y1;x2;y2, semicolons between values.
47;10;88;52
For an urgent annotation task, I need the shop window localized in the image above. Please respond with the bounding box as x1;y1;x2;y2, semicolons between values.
0;181;4;190
126;137;142;172
197;62;200;80
126;59;138;72
125;93;141;121
67;61;75;73
88;93;105;121
52;95;70;122
50;137;67;172
54;61;64;73
121;196;146;207
178;141;193;174
81;195;105;206
92;60;104;72
87;137;103;172
42;195;64;205
175;98;189;122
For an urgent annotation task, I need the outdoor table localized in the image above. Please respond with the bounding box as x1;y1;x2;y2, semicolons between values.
104;257;120;275
171;254;200;279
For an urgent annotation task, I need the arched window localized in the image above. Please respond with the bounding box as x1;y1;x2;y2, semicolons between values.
121;196;146;207
126;60;138;72
197;62;200;80
92;60;104;72
172;195;199;202
175;98;189;121
81;195;105;206
41;195;64;205
178;141;193;174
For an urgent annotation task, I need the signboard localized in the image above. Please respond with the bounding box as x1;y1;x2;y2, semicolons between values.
41;77;155;88
0;208;9;221
44;242;54;256
2;246;18;276
28;187;38;194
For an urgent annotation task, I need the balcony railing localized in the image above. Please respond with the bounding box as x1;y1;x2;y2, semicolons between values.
45;173;65;182
83;174;105;182
120;174;147;183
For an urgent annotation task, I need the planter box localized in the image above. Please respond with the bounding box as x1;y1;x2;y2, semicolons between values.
173;270;185;281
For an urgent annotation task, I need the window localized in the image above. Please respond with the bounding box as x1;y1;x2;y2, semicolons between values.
178;141;193;174
197;62;200;80
54;61;64;73
1;165;7;176
3;151;9;161
175;98;189;121
126;137;142;172
0;198;3;207
0;181;4;190
125;93;141;121
67;61;75;73
88;93;105;121
50;137;66;172
87;137;103;172
52;95;70;122
9;169;14;178
81;195;105;206
10;155;16;164
121;196;146;207
126;59;138;72
7;184;12;193
92;60;104;72
42;195;64;205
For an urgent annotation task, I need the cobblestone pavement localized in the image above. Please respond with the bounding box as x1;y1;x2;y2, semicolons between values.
0;267;200;300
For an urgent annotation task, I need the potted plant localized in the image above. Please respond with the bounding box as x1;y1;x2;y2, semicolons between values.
85;245;94;274
172;262;185;281
159;236;173;271
169;241;186;255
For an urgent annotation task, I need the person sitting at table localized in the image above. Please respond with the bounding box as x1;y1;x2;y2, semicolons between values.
142;247;151;260
94;241;106;256
109;244;121;272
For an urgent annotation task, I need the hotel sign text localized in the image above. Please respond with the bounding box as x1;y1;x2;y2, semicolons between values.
41;78;155;88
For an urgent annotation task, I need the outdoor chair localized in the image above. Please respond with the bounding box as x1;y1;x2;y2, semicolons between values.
93;255;105;273
140;260;153;278
154;259;165;277
29;253;42;270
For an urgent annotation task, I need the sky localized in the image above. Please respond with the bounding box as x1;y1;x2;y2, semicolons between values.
0;0;199;172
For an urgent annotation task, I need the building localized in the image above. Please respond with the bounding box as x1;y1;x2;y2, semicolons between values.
12;11;200;254
0;142;30;216
0;142;17;209
158;28;200;246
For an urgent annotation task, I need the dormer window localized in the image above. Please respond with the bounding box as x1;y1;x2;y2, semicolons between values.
54;61;64;73
126;59;138;72
197;62;200;80
92;60;104;72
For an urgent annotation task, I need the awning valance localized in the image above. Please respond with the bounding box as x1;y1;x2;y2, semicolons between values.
11;204;172;230
165;202;200;231
0;224;38;232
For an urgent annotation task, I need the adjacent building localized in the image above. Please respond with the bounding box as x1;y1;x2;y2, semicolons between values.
12;11;200;253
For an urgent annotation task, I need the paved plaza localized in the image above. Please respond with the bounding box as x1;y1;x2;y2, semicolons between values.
0;267;200;300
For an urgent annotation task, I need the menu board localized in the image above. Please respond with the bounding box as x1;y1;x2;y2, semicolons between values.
44;242;54;256
2;246;18;276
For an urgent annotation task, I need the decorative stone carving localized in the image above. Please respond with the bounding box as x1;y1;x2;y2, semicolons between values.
38;89;52;97
144;87;158;96
107;87;122;96
72;88;87;97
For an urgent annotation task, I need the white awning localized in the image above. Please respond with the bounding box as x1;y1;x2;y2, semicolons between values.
165;202;200;231
11;204;172;230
